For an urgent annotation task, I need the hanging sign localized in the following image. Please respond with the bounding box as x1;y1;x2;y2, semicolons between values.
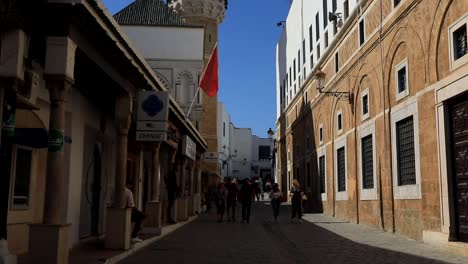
48;128;64;152
136;91;169;142
182;135;196;161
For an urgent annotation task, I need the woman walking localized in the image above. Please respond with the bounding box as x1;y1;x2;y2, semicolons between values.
290;179;304;223
270;183;282;222
215;182;228;223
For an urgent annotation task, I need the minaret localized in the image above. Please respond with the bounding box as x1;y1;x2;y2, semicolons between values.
169;0;227;177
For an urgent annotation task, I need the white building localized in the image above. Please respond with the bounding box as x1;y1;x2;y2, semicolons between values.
217;102;274;181
217;102;233;178
276;0;360;117
115;0;205;125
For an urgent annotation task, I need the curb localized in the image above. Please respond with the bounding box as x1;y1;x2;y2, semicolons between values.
105;215;199;264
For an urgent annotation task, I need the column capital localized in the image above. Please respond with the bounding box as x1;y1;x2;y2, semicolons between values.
45;75;73;103
45;37;77;81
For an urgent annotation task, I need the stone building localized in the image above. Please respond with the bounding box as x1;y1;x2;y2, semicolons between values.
0;0;207;263
275;0;468;251
168;0;228;185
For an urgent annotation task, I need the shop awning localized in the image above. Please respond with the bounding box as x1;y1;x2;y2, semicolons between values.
13;128;72;149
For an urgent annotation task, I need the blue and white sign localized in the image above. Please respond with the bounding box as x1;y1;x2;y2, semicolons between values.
136;91;169;142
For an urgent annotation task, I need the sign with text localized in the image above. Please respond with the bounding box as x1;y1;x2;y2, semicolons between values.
136;91;169;142
182;135;196;161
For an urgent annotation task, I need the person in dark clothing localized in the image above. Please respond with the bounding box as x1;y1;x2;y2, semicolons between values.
226;178;238;222
166;163;178;224
239;178;253;223
290;179;304;223
215;182;228;222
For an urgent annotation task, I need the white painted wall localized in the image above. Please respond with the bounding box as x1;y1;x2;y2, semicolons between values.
276;0;360;118
66;88;117;248
217;102;232;178
122;26;204;60
121;25;204;122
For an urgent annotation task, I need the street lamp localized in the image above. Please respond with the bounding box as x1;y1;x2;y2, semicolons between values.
267;128;275;141
220;145;237;178
315;68;354;105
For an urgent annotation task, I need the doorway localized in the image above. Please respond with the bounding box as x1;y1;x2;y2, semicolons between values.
449;94;468;242
79;144;103;238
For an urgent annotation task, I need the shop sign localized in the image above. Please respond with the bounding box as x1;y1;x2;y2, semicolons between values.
204;152;219;161
48;128;64;152
182;135;196;161
136;91;169;142
1;100;15;138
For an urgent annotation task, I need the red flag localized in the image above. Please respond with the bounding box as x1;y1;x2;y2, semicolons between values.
199;45;219;97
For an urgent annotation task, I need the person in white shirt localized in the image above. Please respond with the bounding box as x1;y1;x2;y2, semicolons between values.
125;183;146;243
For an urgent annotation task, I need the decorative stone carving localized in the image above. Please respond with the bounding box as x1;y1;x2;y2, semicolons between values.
169;0;227;23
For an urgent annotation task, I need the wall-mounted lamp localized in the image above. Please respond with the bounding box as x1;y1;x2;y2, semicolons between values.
329;12;343;28
267;128;275;141
277;21;286;27
315;69;354;104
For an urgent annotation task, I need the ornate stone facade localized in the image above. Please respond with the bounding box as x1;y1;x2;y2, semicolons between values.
275;0;468;249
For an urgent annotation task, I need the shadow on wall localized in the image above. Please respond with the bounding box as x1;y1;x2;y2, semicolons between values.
289;91;323;214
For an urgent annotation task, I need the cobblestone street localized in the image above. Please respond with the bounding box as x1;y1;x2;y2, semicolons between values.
120;202;468;264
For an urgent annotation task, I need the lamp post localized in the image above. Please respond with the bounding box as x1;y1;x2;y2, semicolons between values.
315;69;354;104
267;128;277;183
220;145;237;179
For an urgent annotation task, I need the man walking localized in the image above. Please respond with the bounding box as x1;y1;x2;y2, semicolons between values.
226;178;238;222
239;178;253;223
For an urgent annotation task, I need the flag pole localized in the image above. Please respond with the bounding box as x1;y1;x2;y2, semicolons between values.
185;85;200;119
185;42;218;121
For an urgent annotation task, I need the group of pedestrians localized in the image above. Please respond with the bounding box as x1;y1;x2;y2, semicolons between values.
213;177;305;224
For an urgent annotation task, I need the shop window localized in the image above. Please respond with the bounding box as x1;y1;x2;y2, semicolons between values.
11;146;33;209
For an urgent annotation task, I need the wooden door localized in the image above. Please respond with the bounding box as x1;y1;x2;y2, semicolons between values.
450;96;468;242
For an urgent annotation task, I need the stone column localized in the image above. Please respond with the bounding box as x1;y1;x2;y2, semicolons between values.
194;160;202;214
29;36;76;264
145;143;162;234
187;161;196;216
105;94;132;250
0;81;18;264
29;77;72;264
177;158;188;221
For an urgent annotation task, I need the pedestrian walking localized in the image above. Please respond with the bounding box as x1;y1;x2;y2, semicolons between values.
265;179;272;193
290;179;304;223
251;179;259;202
258;177;264;200
270;183;282;222
165;163;178;224
215;182;228;222
239;178;253;223
125;183;146;242
226;178;238;222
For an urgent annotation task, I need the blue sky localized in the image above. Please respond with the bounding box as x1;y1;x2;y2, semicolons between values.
103;0;290;137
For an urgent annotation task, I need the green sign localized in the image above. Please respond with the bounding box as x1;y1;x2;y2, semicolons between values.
48;129;64;152
2;101;15;138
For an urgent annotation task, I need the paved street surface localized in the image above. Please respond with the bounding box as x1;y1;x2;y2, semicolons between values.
120;201;468;264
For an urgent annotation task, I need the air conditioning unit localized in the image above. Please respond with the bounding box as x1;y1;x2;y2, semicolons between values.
17;69;40;108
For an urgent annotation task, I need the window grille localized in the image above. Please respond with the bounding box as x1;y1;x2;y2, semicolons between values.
363;94;369;115
396;117;416;185
453;24;467;60
319;156;325;193
337;147;346;192
397;67;407;93
361;135;374;189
